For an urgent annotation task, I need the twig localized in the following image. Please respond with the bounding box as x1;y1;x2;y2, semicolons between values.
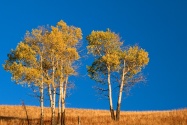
21;100;30;125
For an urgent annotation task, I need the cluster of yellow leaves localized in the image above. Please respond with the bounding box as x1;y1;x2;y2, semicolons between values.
123;46;149;75
24;67;41;83
86;29;122;56
66;48;80;61
5;63;25;82
87;29;149;82
4;62;40;84
57;20;82;46
3;20;82;86
63;65;75;75
15;42;37;65
102;53;120;68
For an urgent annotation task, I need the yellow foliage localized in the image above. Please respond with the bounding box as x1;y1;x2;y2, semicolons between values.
87;30;149;86
86;29;122;56
57;20;82;47
4;20;82;86
123;45;149;75
102;53;120;68
15;42;36;64
66;48;80;61
64;65;75;75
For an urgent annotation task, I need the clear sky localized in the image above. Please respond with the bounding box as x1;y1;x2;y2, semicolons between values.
0;0;187;111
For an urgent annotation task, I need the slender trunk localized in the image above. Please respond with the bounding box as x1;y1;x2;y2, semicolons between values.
51;59;56;125
63;76;68;103
61;86;65;125
58;90;62;125
57;64;62;125
61;109;65;125
107;66;115;120
48;84;53;107
116;60;126;121
40;55;44;125
51;87;56;125
61;76;68;125
58;81;63;124
40;85;44;125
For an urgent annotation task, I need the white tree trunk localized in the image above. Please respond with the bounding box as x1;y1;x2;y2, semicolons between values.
51;87;56;125
116;60;126;121
40;55;44;125
107;66;115;120
58;81;63;124
61;76;68;125
51;60;56;125
40;84;44;125
48;84;53;108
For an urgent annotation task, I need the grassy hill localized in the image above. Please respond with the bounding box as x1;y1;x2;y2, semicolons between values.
0;105;187;125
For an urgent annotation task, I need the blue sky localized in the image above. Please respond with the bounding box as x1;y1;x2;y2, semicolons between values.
0;0;187;111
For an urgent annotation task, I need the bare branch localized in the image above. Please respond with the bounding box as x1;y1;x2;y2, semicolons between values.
123;73;146;94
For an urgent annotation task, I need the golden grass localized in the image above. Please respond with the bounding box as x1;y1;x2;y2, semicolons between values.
0;105;187;125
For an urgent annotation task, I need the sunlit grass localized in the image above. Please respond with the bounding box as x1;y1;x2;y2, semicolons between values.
0;105;186;125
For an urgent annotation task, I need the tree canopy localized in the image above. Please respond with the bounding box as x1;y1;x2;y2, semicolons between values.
3;20;82;125
86;29;149;120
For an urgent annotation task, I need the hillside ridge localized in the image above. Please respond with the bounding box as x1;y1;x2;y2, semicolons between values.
0;105;187;125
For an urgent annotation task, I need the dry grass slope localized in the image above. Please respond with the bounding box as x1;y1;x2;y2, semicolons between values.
0;105;187;125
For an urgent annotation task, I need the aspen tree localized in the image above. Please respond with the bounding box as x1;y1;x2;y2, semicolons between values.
24;28;47;125
43;20;82;125
3;20;82;125
87;29;122;120
56;20;82;125
44;26;62;125
87;30;149;121
3;27;47;125
116;46;149;121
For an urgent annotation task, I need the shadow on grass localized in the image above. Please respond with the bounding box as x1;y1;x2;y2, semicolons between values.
0;116;51;125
